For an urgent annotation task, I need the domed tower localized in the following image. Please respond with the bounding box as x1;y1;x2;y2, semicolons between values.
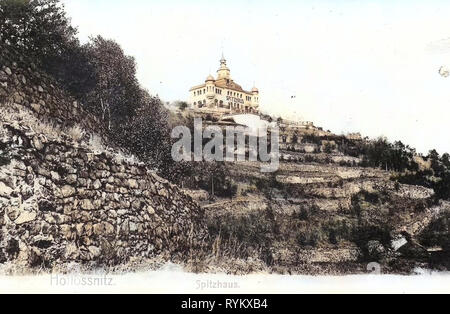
217;54;231;79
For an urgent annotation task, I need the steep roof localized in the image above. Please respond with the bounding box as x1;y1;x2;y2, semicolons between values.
189;83;206;91
214;78;252;94
189;79;252;94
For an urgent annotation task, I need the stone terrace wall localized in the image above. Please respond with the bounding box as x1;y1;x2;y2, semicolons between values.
0;121;207;268
0;45;101;134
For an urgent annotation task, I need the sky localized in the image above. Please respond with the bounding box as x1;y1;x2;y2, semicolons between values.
63;0;450;154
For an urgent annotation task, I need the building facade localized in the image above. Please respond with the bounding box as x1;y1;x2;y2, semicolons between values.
189;55;260;114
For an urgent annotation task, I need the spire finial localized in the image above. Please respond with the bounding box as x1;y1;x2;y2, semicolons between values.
220;52;227;68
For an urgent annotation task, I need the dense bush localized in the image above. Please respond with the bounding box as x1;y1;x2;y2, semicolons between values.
394;170;434;188
323;219;352;245
0;141;10;166
292;205;320;221
0;0;78;69
358;138;419;172
334;133;450;202
0;153;9;166
351;224;392;261
419;210;450;250
112;92;172;170
206;208;278;262
296;228;321;247
394;151;450;201
194;162;238;198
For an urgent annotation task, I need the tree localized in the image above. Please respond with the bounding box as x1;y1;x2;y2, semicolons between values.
83;36;141;129
113;91;173;171
0;0;77;65
428;149;444;176
175;101;189;111
442;153;450;169
0;0;97;100
291;133;299;144
323;142;335;154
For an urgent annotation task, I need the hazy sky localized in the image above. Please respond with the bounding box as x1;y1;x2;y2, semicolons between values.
63;0;450;154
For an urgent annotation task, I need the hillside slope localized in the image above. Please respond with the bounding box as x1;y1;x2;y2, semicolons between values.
199;157;449;274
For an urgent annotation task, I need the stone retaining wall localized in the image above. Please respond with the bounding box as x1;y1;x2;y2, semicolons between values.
0;121;207;268
0;45;101;134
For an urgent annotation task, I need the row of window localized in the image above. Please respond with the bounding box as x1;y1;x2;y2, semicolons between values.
227;91;255;100
193;89;205;96
193;87;224;96
193;99;257;109
193;100;206;106
193;93;259;104
193;88;254;99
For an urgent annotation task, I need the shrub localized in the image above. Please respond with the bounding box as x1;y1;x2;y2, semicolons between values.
0;155;9;167
206;208;279;261
67;125;85;142
0;141;10;166
304;155;315;163
351;224;392;261
296;227;321;247
419;210;450;250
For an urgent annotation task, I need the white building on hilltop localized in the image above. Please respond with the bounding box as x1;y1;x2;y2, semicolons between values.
189;55;260;114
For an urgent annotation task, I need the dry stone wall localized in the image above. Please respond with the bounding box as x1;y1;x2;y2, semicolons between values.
0;46;209;268
0;119;207;268
0;45;101;134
